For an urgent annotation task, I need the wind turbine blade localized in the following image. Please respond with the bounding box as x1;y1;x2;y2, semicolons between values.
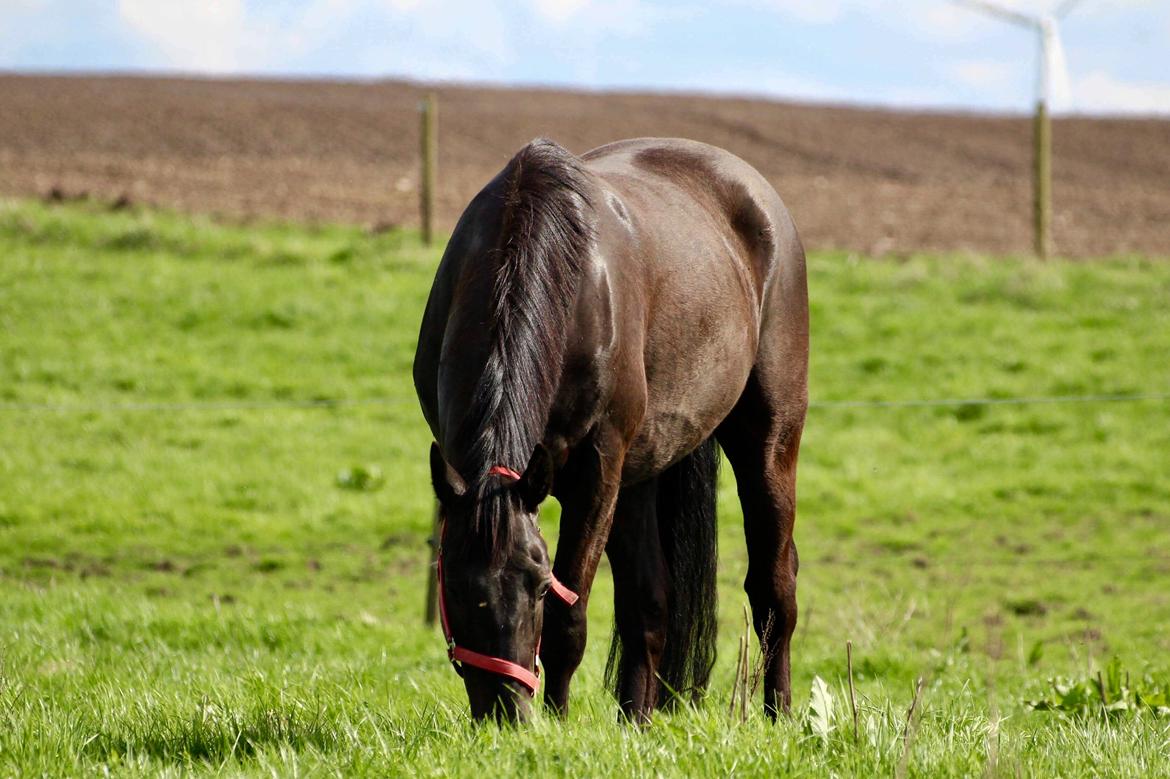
953;0;1038;29
1055;0;1087;19
1042;17;1073;112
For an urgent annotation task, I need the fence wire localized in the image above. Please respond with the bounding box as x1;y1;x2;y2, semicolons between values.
2;391;1167;414
3;389;1167;573
0;397;405;413
809;552;1170;569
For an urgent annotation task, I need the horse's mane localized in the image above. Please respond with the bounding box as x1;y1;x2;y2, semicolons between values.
462;139;595;555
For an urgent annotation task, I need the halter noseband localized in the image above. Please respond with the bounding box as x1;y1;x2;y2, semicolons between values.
436;464;579;695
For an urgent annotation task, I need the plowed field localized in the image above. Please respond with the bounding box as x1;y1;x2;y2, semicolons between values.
2;74;1167;257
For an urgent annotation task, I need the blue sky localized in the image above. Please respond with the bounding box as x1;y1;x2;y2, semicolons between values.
2;0;1168;114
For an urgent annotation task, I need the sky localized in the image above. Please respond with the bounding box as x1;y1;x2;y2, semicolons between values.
2;0;1168;115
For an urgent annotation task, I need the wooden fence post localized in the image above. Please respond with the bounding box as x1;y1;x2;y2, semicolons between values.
419;93;437;246
1033;99;1051;260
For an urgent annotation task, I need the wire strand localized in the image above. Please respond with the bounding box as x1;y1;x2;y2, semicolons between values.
1;391;1167;413
0;397;410;412
808;392;1170;409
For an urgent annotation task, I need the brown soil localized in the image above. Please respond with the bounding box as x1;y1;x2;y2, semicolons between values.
2;74;1168;257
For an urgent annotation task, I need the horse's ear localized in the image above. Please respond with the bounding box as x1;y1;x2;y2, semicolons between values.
430;442;466;504
519;444;554;511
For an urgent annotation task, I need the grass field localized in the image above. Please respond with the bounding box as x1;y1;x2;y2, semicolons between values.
1;199;1168;776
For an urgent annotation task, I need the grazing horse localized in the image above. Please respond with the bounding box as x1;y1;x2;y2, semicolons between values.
413;137;808;723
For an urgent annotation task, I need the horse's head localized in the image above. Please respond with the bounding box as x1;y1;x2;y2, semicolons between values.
429;442;556;722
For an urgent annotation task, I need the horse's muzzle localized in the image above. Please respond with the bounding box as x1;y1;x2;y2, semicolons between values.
465;670;533;723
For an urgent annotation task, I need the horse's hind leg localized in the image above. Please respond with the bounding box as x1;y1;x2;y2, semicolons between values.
717;371;806;718
604;479;668;723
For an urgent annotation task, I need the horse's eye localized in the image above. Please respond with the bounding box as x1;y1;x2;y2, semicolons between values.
535;579;551;599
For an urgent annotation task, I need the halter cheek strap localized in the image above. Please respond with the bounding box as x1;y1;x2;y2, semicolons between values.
436;465;579;695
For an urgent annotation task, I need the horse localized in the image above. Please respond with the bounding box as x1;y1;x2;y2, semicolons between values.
413;137;808;723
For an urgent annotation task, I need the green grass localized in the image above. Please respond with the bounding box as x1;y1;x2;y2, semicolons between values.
1;198;1169;776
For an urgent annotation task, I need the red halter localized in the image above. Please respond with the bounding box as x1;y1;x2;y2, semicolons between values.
487;464;523;481
436;465;579;695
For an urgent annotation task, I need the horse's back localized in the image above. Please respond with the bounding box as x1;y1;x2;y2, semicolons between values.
583;137;802;301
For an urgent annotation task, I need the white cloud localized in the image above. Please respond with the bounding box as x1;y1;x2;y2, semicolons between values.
950;59;1016;89
0;0;50;9
335;0;514;80
393;1;514;72
530;0;665;35
1075;70;1170;114
746;0;1116;38
112;0;514;78
531;0;592;24
118;0;248;72
753;0;846;24
680;65;960;109
738;0;1001;43
945;1;1108;15
682;68;849;102
917;4;992;41
748;0;981;27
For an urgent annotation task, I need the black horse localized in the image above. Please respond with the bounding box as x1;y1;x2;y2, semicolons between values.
414;137;808;723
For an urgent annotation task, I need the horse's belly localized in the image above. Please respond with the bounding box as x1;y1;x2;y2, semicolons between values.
622;311;756;482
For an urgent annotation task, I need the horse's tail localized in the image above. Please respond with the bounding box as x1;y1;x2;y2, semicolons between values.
606;437;720;708
656;436;720;705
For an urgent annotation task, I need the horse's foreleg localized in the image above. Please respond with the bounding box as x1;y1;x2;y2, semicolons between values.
540;431;625;716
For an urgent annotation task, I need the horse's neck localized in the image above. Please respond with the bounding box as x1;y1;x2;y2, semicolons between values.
446;272;575;475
